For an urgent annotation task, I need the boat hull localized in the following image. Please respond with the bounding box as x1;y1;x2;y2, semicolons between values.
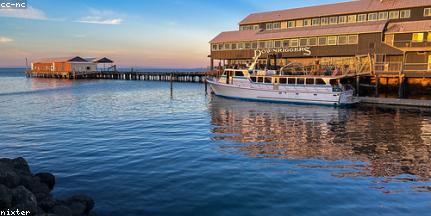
208;80;357;106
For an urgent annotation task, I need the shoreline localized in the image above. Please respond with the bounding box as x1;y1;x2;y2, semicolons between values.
0;157;96;216
357;96;431;108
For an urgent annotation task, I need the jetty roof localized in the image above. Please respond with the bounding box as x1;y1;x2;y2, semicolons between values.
386;20;431;33
240;0;431;25
33;56;113;64
210;20;387;43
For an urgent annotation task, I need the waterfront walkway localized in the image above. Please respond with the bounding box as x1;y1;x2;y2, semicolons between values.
358;97;431;108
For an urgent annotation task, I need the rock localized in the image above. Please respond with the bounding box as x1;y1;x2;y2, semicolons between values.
11;157;32;176
52;205;72;216
31;180;51;197
65;195;95;214
0;184;12;209
67;201;87;216
35;173;55;191
39;196;56;212
0;168;20;188
11;186;38;213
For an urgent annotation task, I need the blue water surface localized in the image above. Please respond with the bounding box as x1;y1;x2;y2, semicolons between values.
1;68;431;216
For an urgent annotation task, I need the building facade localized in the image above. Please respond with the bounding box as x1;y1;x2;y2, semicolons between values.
209;0;431;97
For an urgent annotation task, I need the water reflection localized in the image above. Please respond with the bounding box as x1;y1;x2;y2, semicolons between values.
209;96;431;180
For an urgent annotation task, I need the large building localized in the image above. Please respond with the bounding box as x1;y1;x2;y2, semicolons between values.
209;0;431;98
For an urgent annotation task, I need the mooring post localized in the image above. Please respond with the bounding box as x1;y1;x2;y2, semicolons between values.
356;75;360;97
205;77;208;95
375;76;379;97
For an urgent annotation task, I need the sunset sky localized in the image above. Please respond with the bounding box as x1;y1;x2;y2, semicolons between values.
0;0;341;68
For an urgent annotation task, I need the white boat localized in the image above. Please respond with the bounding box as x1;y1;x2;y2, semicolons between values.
207;67;359;106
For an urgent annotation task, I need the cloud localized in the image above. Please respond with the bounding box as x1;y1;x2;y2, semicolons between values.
78;9;123;25
0;6;47;20
0;37;13;44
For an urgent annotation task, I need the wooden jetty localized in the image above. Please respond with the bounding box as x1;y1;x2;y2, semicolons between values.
26;70;213;83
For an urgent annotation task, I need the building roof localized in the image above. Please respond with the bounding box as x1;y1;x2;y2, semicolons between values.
240;0;431;25
34;56;87;63
210;21;387;43
33;56;113;63
386;19;431;33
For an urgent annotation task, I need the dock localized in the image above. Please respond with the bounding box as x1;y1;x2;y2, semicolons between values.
26;71;212;83
358;97;431;108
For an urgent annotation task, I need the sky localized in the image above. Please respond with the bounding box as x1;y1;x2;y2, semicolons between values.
0;0;344;68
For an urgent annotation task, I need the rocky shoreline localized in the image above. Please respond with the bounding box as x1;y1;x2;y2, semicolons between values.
0;157;96;216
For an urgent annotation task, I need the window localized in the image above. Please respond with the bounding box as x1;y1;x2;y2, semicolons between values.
264;77;271;83
232;43;237;50
428;55;431;71
300;38;308;46
238;43;245;49
296;20;304;27
368;13;378;21
304;19;312;27
288;78;296;84
389;11;400;19
316;79;326;85
348;15;357;23
385;34;394;45
425;8;431;17
297;78;305;85
283;40;290;48
225;43;231;50
274;40;282;48
328;36;337;45
338;35;348;45
358;14;367;22
212;44;218;51
253;25;259;30
273;22;281;29
250;77;257;82
290;39;299;47
309;37;318;46
413;33;424;42
235;71;244;77
259;41;266;48
348;35;359;44
252;42;258;49
378;11;389;20
257;77;263;83
243;43;250;49
279;78;287;84
339;16;347;24
266;23;273;30
288;21;295;28
329;16;338;24
306;78;314;85
400;10;411;18
321;17;329;25
265;41;274;48
218;44;224;50
318;37;328;46
312;18;320;26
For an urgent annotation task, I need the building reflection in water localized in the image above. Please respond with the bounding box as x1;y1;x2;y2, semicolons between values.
209;96;431;180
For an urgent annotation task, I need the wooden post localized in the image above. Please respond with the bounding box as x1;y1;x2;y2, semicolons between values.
375;76;379;97
398;76;405;98
356;75;360;96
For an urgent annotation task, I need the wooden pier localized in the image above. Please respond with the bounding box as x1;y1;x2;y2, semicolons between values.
26;71;211;83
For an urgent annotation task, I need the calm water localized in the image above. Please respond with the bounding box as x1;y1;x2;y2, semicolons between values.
1;69;431;216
